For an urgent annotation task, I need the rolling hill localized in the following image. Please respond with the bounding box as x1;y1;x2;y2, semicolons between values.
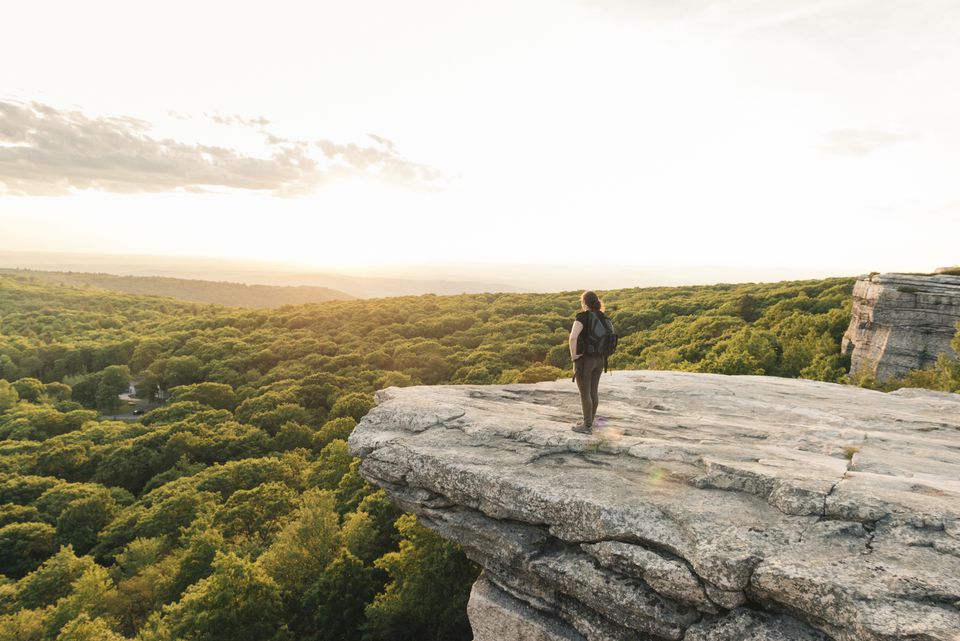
0;269;354;308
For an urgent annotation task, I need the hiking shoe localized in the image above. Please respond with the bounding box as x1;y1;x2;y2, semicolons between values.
572;423;592;434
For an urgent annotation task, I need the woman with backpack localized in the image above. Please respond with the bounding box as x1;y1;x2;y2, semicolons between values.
569;290;615;433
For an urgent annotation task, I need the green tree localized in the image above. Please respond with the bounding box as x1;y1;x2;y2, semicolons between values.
259;489;341;595
55;613;125;641
35;483;110;523
45;564;117;639
44;382;73;402
307;440;353;491
162;356;203;389
169;383;238;411
35;443;92;481
516;363;565;383
341;491;402;565
329;393;375;422
736;293;761;322
15;545;97;610
335;460;371;516
0;503;42;527
235;391;298;424
314;417;357;450
800;352;848;383
249;403;311;435
110;540;177;636
0;354;20;381
341;511;378;564
0;608;46;641
163;527;225;603
93;442;162;494
113;537;166;579
164;552;286;641
698;328;780;375
70;374;100;409
0;475;60;505
0;379;21;413
362;515;478;641
300;550;378;641
56;494;120;554
392;341;453;385
374;371;417;388
96;365;131;413
140;401;209;426
13;378;46;404
0;522;58;578
271;421;314;451
545;343;572;369
213;482;299;542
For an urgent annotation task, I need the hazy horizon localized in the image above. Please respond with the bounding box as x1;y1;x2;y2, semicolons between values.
0;249;924;297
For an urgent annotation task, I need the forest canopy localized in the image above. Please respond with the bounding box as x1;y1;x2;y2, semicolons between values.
2;271;955;640
0;269;353;309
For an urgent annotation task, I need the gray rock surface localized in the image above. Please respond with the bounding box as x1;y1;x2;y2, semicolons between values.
842;272;960;380
469;575;588;641
348;371;960;641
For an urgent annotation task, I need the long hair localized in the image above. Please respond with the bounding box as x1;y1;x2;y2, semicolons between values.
580;290;604;313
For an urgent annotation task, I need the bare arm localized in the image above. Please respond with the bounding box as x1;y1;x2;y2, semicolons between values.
569;320;583;361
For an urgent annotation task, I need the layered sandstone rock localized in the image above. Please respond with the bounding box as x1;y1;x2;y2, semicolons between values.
349;371;960;641
842;273;960;380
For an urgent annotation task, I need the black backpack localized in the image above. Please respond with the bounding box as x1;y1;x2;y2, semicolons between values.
583;311;619;371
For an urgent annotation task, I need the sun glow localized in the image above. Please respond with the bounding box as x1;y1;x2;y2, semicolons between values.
2;0;959;276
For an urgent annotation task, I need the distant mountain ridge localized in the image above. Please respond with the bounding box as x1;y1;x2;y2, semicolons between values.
0;252;529;298
0;250;867;296
0;269;354;308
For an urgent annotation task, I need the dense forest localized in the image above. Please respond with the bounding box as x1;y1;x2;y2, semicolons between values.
0;271;957;640
0;270;353;309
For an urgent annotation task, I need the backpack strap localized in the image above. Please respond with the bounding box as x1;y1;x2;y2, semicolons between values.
586;311;599;353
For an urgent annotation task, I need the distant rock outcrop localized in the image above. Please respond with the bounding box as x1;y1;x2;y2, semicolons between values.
349;372;960;641
842;272;960;380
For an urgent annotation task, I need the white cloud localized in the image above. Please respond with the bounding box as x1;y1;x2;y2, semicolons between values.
0;101;441;196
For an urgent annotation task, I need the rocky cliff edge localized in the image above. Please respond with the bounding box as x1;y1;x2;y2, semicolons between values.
348;371;960;641
842;272;960;380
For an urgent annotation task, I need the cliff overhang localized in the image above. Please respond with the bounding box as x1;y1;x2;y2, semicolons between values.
349;371;960;641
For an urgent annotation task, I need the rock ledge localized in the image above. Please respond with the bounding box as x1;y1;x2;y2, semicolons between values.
349;371;960;641
842;272;960;380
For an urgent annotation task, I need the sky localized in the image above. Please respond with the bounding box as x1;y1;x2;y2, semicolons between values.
1;0;958;278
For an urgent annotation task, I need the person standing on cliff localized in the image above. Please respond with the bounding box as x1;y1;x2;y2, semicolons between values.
569;290;609;433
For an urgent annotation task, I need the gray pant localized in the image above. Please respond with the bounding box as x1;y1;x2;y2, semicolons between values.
575;354;604;426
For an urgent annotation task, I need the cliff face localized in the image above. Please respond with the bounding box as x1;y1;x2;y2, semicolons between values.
348;371;960;641
842;273;960;380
